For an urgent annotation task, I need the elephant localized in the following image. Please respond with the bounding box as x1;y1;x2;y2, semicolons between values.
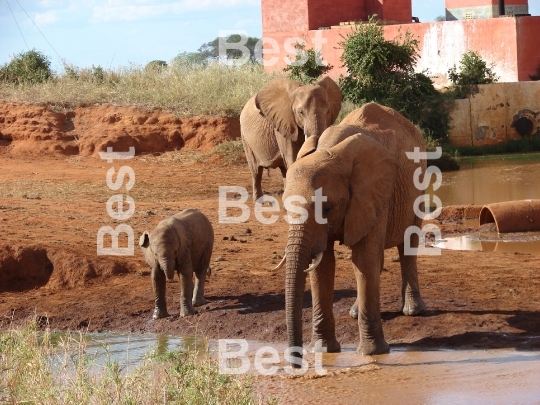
139;208;214;319
240;76;342;201
278;102;427;365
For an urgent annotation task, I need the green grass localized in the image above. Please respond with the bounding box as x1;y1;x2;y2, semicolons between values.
446;137;540;157
0;320;260;405
0;63;279;118
211;139;246;165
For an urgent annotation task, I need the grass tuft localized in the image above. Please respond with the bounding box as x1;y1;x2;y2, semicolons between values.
0;319;259;404
211;140;246;165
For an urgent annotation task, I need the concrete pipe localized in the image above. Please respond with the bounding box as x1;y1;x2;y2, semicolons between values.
479;200;540;233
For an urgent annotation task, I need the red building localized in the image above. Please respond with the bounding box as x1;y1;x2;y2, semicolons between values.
261;0;540;85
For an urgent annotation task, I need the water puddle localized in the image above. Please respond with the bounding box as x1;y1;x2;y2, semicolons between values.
49;333;540;404
258;346;540;404
434;232;540;255
432;152;540;206
48;332;207;372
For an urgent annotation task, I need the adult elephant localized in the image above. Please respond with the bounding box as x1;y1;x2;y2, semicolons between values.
278;102;427;365
240;76;342;201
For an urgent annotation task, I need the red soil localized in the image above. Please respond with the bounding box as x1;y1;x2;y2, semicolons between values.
1;103;540;355
0;102;240;157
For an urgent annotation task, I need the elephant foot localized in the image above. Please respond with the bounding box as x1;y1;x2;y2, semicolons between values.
349;300;358;319
180;306;196;317
152;307;169;320
402;293;426;316
192;296;207;307
309;338;341;353
356;337;390;356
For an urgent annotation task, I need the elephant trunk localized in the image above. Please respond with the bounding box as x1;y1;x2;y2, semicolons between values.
158;258;176;280
303;113;327;139
285;225;311;368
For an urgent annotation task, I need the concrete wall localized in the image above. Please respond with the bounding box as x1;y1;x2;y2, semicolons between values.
262;16;540;87
448;81;540;147
262;0;413;34
446;5;529;20
261;0;310;33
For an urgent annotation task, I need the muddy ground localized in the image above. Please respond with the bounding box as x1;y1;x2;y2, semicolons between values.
1;146;540;356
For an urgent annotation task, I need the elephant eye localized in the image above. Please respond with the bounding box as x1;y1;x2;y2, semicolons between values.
298;109;305;116
323;205;333;215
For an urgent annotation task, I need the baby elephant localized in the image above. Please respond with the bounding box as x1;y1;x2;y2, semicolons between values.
139;209;214;319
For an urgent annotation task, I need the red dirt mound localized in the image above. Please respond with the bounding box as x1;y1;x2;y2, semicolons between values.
0;243;132;292
0;102;240;157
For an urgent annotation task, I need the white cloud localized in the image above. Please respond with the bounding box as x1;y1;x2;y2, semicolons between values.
91;0;258;22
35;10;59;25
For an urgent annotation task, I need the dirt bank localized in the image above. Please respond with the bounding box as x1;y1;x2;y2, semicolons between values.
0;102;240;157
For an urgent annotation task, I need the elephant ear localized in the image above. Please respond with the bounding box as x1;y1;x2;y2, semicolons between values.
255;78;302;141
316;76;342;125
139;231;150;248
329;134;397;247
297;135;319;160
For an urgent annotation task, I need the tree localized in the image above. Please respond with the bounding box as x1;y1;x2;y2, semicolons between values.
339;17;450;141
171;52;208;68
448;51;498;98
198;34;260;63
145;60;168;71
283;43;333;84
0;49;53;84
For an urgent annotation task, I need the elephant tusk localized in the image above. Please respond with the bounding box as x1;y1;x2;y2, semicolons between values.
271;252;287;271
304;252;323;273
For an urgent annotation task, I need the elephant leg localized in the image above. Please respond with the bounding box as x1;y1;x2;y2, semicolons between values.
349;250;384;319
179;269;196;317
309;242;341;353
152;266;169;319
279;166;287;189
192;267;207;307
353;237;389;355
253;166;264;201
243;140;264;201
398;239;426;316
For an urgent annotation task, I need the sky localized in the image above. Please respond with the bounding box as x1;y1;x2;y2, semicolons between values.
1;0;539;71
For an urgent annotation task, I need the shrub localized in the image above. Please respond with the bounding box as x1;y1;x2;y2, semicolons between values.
0;49;53;85
448;51;498;98
145;60;168;72
338;18;450;142
283;43;333;84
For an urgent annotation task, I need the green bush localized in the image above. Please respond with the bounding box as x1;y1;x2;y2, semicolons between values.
283;43;333;84
0;49;53;85
338;18;450;142
145;60;168;72
448;51;498;98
